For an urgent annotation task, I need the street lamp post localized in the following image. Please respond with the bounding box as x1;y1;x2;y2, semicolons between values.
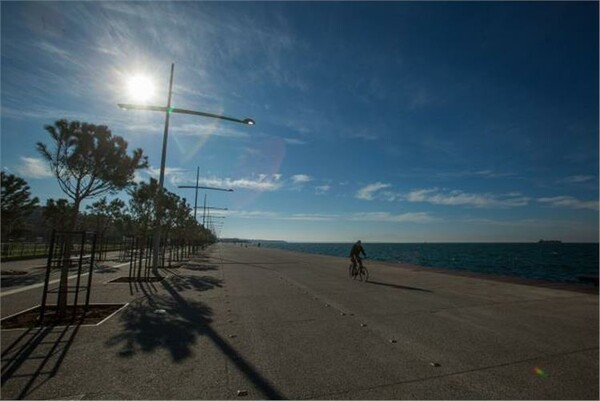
193;167;199;221
198;206;228;227
177;167;233;222
205;209;225;236
119;63;254;269
151;63;175;271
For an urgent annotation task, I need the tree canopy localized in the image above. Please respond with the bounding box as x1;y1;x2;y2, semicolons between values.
1;172;39;240
125;178;215;243
36;119;148;228
42;198;75;232
86;197;125;236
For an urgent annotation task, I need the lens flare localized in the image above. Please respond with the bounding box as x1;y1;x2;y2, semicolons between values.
533;367;548;378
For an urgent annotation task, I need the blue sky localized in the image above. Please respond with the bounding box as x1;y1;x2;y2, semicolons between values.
1;1;598;242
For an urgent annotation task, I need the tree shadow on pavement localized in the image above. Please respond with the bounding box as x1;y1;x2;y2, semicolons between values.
105;276;222;362
94;265;120;274
106;275;285;399
188;256;211;263
216;256;280;264
367;280;432;293
181;263;219;272
105;293;213;362
1;275;42;288
125;274;161;295
168;274;223;292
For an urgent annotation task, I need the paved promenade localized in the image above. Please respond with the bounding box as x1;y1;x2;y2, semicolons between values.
1;244;598;399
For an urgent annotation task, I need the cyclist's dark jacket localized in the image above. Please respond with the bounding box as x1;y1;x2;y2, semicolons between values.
349;243;366;258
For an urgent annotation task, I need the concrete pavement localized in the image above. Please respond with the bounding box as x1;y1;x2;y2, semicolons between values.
1;243;598;399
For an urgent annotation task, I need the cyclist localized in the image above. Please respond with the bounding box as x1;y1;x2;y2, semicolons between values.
349;240;367;273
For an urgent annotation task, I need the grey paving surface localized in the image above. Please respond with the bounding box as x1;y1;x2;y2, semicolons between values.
1;244;598;399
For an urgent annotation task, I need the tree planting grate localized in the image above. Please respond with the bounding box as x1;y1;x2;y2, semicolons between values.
1;304;127;329
162;264;183;269
2;270;28;275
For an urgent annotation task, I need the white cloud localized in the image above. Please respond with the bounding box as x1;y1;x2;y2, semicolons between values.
291;174;312;184
121;123;163;133
315;185;331;195
406;188;530;208
537;196;598;211
227;209;435;224
405;188;438;202
170;123;249;139
557;175;595;184
17;157;53;178
133;170;146;184
284;213;336;221
283;138;307;145
145;167;188;183
37;41;71;59
462;218;570;228
1;105;101;122
355;182;391;200
349;212;436;223
228;210;336;221
473;170;515;178
198;175;283;192
379;190;401;202
227;210;280;219
170;173;307;192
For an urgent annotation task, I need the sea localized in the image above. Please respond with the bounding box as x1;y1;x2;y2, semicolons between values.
260;242;599;286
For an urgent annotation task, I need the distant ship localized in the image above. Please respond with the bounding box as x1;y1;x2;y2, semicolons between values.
538;239;562;244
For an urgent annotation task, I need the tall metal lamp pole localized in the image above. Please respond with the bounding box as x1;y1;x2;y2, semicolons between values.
119;63;254;269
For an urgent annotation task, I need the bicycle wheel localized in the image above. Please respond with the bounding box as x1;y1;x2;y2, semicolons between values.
359;266;369;282
348;264;354;278
352;265;360;280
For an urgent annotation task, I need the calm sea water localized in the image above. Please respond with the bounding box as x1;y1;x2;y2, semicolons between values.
260;242;599;285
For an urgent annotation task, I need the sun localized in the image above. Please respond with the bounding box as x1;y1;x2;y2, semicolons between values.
127;75;155;102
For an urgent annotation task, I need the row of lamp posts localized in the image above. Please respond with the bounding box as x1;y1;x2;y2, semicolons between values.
119;63;254;269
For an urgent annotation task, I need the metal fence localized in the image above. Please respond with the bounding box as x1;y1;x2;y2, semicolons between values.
120;235;208;277
1;240;120;261
1;242;50;259
39;230;97;322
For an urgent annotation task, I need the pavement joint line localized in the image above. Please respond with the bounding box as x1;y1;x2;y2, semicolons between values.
0;261;130;298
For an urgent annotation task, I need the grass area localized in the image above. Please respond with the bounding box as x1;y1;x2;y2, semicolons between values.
1;243;48;260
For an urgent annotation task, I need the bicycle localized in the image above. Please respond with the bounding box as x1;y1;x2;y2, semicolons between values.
348;260;369;282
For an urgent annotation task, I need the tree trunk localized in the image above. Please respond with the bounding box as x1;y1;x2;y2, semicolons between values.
56;199;81;318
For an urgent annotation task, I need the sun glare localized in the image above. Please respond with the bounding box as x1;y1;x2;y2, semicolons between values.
127;75;155;102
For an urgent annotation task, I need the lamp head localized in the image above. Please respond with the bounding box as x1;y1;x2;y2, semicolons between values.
243;118;255;125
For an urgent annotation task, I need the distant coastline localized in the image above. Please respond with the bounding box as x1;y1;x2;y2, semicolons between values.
220;238;288;244
220;239;596;245
255;241;598;286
